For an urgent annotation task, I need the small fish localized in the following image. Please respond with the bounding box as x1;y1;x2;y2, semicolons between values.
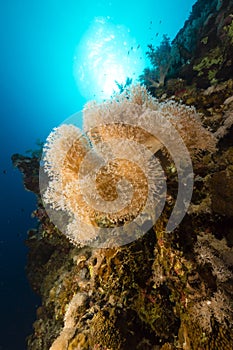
131;46;133;50
150;21;152;24
159;20;162;24
127;50;130;55
137;44;140;49
3;170;6;174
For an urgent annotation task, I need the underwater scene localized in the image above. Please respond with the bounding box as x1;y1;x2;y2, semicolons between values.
1;0;233;349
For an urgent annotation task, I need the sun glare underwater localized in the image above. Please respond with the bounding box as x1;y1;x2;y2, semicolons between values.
73;16;145;100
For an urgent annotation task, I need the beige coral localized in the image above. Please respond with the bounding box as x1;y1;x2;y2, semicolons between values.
83;84;216;154
41;85;216;247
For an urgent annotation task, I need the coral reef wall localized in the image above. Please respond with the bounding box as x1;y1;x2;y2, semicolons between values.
170;0;233;87
141;0;233;92
12;0;233;349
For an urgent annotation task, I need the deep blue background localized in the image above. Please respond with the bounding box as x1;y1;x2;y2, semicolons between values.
0;1;196;348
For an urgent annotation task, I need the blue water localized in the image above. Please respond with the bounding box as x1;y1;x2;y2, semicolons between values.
0;0;196;348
